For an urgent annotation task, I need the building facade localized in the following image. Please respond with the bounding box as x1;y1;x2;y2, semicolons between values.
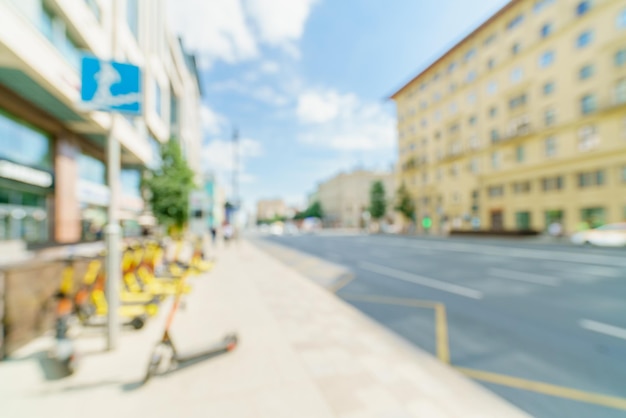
0;0;203;244
392;0;626;234
316;169;395;228
256;199;287;222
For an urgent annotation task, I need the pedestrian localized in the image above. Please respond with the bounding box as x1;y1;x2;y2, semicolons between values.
210;226;217;244
223;223;233;246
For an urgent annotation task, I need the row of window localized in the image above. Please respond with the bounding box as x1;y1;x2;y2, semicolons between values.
488;168;625;198
400;48;626;124
404;4;626;104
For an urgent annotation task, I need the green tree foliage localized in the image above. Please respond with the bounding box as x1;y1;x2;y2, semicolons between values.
369;181;386;220
395;183;416;221
143;139;195;231
294;201;324;220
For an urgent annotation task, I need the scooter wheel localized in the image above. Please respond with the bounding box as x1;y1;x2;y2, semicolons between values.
131;317;145;330
143;353;161;384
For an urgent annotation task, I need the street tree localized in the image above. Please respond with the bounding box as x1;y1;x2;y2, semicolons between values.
369;180;387;220
395;182;416;222
143;138;195;234
295;201;324;220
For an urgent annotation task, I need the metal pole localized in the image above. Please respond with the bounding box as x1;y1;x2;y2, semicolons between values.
232;127;239;226
105;0;121;351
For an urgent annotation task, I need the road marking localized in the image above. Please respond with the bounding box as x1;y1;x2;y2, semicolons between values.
434;303;450;364
329;273;355;293
359;262;483;299
341;294;450;363
488;268;560;287
580;319;626;341
457;367;626;411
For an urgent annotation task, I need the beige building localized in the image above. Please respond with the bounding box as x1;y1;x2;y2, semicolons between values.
392;0;626;234
316;169;395;228
256;199;287;222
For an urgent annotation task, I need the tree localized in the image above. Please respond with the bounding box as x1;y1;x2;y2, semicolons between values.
395;183;416;222
294;201;324;220
142;138;195;233
369;181;386;220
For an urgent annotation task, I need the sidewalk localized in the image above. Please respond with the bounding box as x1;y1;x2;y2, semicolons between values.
0;240;530;418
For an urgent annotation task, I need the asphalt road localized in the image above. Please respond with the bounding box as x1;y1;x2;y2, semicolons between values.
258;233;626;418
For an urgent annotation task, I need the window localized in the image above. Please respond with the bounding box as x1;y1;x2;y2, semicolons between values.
516;212;532;230
484;34;496;46
578;125;598;151
451;163;459;176
449;102;458;114
516;145;525;162
449;123;460;133
468;115;477;126
578;170;605;188
435;111;442;121
465;48;477;62
534;0;555;14
489;106;498;118
421;118;428;127
580;207;606;228
435;130;441;139
543;81;555;95
488;185;504;197
466;71;477;83
467;92;477;104
581;94;597;114
539;51;555;68
420;101;428;110
541;23;553;38
490;129;499;143
579;64;594;80
491;151;500;168
545;136;557;157
507;14;524;30
511;67;523;83
469;135;480;149
437;168;443;181
487;58;496;70
126;0;139;39
154;81;162;117
469;158;479;173
78;153;105;184
0;110;52;169
433;72;441;82
420;82;427;91
616;49;626;67
545;108;556;126
448;62;457;73
615;79;626;104
434;92;442;102
512;43;521;55
618;9;626;29
509;94;527;109
576;1;591;17
542;176;564;191
576;30;593;48
487;81;498;95
84;0;101;22
622;166;626;182
512;181;531;194
449;83;457;93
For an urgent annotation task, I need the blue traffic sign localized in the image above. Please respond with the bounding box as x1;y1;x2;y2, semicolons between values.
81;56;142;115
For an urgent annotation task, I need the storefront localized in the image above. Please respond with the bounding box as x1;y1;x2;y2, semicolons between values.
0;110;54;243
77;152;109;241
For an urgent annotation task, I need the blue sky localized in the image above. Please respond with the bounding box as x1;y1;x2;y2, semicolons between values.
168;0;510;211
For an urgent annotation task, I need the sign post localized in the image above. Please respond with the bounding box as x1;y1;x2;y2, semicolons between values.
80;46;142;350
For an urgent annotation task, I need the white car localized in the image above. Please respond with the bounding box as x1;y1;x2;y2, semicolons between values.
270;222;284;236
571;223;626;247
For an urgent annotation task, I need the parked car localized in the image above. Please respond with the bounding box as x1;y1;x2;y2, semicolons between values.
284;222;299;235
570;223;626;247
270;222;284;236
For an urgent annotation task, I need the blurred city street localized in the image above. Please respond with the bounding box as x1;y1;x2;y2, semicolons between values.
256;232;626;418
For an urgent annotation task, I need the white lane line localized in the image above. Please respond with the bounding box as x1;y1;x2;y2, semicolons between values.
359;261;483;300
580;319;626;341
488;268;560;287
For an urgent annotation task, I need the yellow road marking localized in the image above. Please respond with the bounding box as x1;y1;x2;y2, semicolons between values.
456;367;626;411
434;303;450;364
329;273;355;293
341;294;451;363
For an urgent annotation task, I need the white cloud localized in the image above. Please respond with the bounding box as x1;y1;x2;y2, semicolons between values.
252;86;289;106
202;137;263;182
167;0;318;67
244;0;318;46
259;60;280;74
297;89;396;152
201;105;226;135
